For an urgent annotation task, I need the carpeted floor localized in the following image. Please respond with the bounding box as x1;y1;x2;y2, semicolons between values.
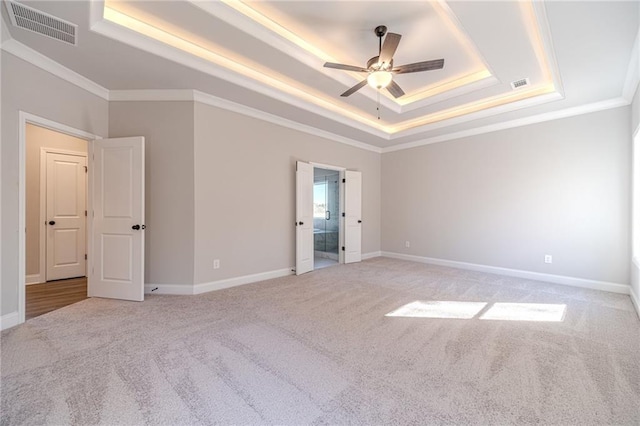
1;257;639;425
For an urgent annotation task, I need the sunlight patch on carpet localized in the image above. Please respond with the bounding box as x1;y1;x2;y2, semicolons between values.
479;303;566;322
385;301;487;319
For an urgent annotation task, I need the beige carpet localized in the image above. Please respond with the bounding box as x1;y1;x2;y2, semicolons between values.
1;257;639;425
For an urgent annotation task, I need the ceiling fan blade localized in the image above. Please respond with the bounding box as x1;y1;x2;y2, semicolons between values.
324;62;369;72
341;79;368;97
386;80;405;98
392;59;445;74
379;33;402;66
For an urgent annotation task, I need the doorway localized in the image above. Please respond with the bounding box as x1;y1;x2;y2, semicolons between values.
296;160;362;275
17;112;147;326
25;123;89;318
313;168;340;269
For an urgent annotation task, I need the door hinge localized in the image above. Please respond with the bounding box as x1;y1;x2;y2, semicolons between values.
85;210;87;216
342;212;345;217
342;178;346;183
84;166;88;173
85;254;87;260
342;246;345;251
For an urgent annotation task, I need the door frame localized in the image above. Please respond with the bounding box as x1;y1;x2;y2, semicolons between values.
309;162;346;266
38;148;88;284
18;111;102;325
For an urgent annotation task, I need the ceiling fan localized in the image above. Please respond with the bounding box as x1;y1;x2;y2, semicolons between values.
324;25;445;98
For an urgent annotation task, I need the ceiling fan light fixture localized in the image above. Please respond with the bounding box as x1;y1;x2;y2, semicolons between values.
367;71;393;89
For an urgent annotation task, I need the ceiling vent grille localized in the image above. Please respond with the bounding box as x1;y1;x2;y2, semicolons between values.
510;78;530;90
6;1;77;45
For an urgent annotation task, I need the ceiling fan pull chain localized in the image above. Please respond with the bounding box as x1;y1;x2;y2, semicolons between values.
377;90;381;120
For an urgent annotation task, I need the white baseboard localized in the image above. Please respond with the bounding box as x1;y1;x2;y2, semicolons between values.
144;284;194;295
194;267;294;295
381;251;630;295
630;287;640;320
1;311;20;331
362;251;382;260
26;274;42;285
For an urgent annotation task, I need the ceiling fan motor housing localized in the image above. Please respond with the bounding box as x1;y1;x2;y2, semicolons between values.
367;56;393;71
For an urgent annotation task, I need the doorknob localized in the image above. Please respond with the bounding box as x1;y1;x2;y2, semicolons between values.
132;224;141;230
299;221;304;225
48;220;55;225
358;220;362;223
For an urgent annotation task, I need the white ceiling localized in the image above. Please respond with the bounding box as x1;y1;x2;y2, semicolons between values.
2;1;638;150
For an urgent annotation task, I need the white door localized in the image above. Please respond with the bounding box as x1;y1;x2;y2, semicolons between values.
344;170;362;263
89;137;145;301
296;161;314;275
46;153;87;280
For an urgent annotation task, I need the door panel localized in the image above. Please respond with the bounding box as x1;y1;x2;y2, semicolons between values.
296;161;314;275
89;137;145;301
344;170;362;264
46;153;87;280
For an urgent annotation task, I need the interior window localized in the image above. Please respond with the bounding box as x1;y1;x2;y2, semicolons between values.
314;182;327;218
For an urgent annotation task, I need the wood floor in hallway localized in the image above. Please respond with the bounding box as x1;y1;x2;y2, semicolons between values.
26;277;88;320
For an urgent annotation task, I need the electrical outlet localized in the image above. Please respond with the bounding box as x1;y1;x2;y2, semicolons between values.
213;259;220;269
405;241;410;248
544;255;552;264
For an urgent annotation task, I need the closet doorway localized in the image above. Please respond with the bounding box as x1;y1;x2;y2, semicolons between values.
313;168;340;269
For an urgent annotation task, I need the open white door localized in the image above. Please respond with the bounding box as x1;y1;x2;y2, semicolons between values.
344;170;362;263
296;161;314;275
45;152;87;281
89;137;145;301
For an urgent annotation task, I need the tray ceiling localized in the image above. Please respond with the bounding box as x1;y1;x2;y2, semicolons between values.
2;1;638;150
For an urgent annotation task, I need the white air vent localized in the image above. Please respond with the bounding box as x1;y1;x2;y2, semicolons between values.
510;78;530;90
6;0;77;45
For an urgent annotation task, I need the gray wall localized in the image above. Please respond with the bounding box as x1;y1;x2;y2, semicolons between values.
25;124;88;279
193;102;381;284
109;101;195;287
382;107;631;285
1;52;108;316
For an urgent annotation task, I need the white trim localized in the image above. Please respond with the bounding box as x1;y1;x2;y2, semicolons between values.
381;252;630;295
622;27;640;102
193;91;383;153
631;286;640;320
1;312;20;331
391;91;564;140
26;274;42;285
531;1;565;98
362;251;382;260
1;39;109;100
144;284;193;295
383;97;630;153
90;18;389;140
309;162;346;172
193;268;294;295
18;112;101;328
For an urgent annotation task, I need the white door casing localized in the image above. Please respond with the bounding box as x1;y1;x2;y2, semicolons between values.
89;137;145;301
344;170;362;264
45;152;87;281
296;161;314;275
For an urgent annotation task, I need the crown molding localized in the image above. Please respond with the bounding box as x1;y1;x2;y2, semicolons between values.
382;97;630;153
532;1;565;97
622;27;640;103
90;15;390;140
1;39;109;100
